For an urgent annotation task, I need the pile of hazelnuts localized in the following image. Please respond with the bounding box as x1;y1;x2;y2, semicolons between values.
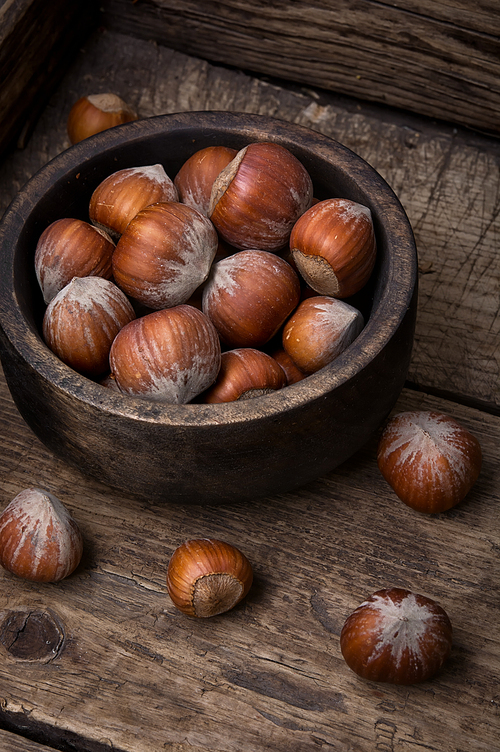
35;141;377;404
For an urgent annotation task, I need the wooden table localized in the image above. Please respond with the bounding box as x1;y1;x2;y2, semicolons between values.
0;21;499;752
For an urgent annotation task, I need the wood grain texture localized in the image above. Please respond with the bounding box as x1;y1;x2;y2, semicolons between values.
0;363;498;751
0;30;497;409
99;0;500;136
0;729;57;752
0;0;97;158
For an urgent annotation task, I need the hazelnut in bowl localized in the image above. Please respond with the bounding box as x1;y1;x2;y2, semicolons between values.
0;111;417;504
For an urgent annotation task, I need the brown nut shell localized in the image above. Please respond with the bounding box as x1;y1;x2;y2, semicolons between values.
167;538;253;617
112;202;218;310
35;218;115;304
174;145;238;215
209;142;313;251
290;198;376;298
202;250;301;348
42;277;136;377
377;410;482;513
201;348;287;403
67;93;137;145
89;164;178;237
282;296;364;374
109;304;221;403
340;588;453;684
0;488;83;582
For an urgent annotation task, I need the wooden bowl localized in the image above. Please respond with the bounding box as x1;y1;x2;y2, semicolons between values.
0;112;417;504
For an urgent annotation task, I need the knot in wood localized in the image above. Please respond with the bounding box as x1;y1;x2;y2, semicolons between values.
0;609;65;662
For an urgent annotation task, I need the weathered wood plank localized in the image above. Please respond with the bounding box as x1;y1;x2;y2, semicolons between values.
0;729;58;752
0;359;498;751
0;30;497;408
99;0;500;136
0;0;97;159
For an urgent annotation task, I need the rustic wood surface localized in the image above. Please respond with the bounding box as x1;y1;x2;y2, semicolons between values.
0;0;97;159
0;26;499;752
99;0;500;137
0;729;56;752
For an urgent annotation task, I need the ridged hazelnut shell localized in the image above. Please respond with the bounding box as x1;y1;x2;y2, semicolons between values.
42;276;136;377
202;348;287;403
209;142;313;251
174;145;238;215
89;164;178;237
67;93;137;145
109;304;221;404
202;250;301;348
377;410;482;513
282;295;364;374
340;588;453;684
290;198;377;298
35;218;115;304
0;488;83;582
112;202;218;310
167;538;253;617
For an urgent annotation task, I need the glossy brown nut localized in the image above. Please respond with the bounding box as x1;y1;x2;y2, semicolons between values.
290;198;377;298
202;250;301;348
35;217;115;305
209;141;313;251
377;410;482;513
67;93;137;145
0;488;83;582
42;276;136;377
269;347;306;385
282;295;364;374
112;202;218;310
89;164;178;238
167;538;253;617
109;304;221;404
174;145;238;215
340;588;453;684
201;348;287;403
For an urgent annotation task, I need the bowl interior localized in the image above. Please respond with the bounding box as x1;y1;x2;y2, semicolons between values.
1;111;416;428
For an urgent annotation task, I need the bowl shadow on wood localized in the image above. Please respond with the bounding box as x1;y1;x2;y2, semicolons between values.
0;111;417;505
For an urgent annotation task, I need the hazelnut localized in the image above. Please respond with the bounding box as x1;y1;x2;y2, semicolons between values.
269;347;306;385
89;164;178;238
112;202;218;310
202;250;301;348
35;217;115;304
67;93;137;145
174;145;238;215
201;348;287;403
42;276;136;377
290;198;377;298
282;295;364;374
167;538;253;617
109;304;221;403
0;488;83;582
209;142;313;251
377;410;482;513
340;588;453;684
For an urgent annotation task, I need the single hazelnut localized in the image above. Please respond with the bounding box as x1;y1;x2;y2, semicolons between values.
282;295;364;374
89;164;178;238
109;305;221;403
201;348;287;403
67;93;137;144
112;202;218;310
167;538;253;617
202;250;301;348
290;198;377;298
0;488;83;582
42;276;136;377
209;141;313;251
340;588;453;684
35;217;115;304
174;145;238;215
377;410;482;513
269;347;306;385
